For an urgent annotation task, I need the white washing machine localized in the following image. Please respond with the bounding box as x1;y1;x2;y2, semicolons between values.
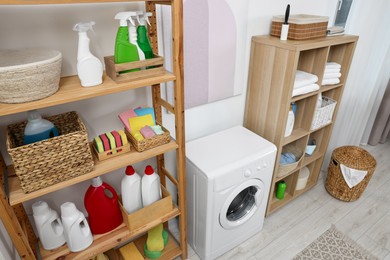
186;126;276;260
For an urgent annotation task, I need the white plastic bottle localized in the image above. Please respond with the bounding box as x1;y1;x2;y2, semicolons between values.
60;202;93;252
73;21;103;87
141;165;162;207
24;110;59;145
32;201;66;250
121;165;142;214
284;105;295;137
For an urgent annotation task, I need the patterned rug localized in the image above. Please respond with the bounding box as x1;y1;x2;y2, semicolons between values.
293;225;378;260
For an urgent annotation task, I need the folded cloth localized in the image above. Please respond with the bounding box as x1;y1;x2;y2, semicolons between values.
294;70;318;89
134;107;156;125
323;72;342;79
326;62;341;70
280;152;297;165
340;164;368;188
324;68;341;74
150;125;164;135
140;125;156;139
292;84;320;97
129;114;155;133
322;78;340;86
119;109;137;131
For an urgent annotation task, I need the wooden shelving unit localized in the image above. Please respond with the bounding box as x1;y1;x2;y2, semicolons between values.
0;1;187;259
244;34;358;216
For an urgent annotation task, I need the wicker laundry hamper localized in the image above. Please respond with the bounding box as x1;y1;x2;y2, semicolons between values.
325;146;376;201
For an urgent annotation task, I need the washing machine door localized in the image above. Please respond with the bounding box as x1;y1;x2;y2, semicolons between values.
219;179;265;229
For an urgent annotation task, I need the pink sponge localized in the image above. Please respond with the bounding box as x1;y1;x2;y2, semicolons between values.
118;109;137;131
140;126;156;139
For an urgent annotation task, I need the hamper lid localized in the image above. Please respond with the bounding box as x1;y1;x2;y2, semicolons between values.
272;14;329;24
332;146;377;170
0;48;62;72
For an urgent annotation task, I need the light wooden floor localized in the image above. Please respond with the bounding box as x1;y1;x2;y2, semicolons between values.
179;140;390;260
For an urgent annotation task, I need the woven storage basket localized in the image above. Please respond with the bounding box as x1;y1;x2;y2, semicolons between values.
311;96;337;130
0;49;62;104
6;111;94;193
325;146;376;202
277;144;304;178
125;125;171;152
271;14;328;40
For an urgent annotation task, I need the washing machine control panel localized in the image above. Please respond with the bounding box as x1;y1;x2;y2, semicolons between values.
244;169;252;177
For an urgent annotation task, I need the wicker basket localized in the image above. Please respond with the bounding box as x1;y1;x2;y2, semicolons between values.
325;146;376;202
0;49;62;104
6;111;94;193
125;125;171;152
311;96;337;130
277;144;304;178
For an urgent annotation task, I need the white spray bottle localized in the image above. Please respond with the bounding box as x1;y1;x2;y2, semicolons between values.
73;21;103;87
128;13;145;61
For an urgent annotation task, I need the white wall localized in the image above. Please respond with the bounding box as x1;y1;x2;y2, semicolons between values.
1;0;389;256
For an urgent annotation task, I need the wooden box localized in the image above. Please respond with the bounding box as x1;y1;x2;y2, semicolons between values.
104;55;165;83
271;14;329;40
119;185;173;231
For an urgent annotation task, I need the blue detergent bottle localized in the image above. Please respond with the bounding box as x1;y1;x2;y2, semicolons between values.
23;110;59;145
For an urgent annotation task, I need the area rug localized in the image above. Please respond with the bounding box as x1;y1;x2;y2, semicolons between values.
293;225;379;260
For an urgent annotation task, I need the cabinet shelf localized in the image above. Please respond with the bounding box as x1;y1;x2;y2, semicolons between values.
7;140;178;206
0;0;170;4
0;72;175;117
282;128;309;146
39;211;181;260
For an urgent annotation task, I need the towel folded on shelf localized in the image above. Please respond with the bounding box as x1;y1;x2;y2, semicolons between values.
324;68;341;74
322;78;340;86
323;72;342;79
325;62;341;70
294;70;318;89
292;84;320;97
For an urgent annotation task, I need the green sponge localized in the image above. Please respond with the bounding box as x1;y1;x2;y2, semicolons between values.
144;228;169;259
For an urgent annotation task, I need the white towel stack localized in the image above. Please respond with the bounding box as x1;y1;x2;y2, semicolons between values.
292;70;320;97
322;62;342;85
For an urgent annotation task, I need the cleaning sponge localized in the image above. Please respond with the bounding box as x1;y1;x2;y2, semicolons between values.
119;242;143;260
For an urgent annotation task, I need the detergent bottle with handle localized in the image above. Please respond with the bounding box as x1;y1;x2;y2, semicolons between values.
60;202;93;252
136;11;154;59
84;177;123;234
73;21;103;87
32;201;66;250
23;109;59;145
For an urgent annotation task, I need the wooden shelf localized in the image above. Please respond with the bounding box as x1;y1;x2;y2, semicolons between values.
0;72;175;117
39;209;180;260
283;128;309;145
134;231;182;260
8;140;178;206
0;0;171;4
320;83;343;93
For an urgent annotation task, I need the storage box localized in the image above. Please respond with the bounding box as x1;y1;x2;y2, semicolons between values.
311;96;337;130
0;49;62;104
271;14;329;40
104;55;165;83
91;142;131;161
119;185;173;231
6;111;94;193
125;124;171;152
277;144;304;178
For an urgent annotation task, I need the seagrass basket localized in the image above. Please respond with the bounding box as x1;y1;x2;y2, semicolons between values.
125;124;171;152
6;111;94;193
325;146;376;201
277;144;304;178
0;49;62;104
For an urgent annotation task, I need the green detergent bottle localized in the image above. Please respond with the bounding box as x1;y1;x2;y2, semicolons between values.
136;12;154;59
114;12;139;73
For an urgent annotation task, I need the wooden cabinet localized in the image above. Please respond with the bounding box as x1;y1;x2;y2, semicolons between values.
244;35;358;215
0;1;187;259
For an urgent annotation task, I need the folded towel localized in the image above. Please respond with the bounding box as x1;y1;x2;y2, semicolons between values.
323;72;341;79
140;125;156;139
292;84;320;97
322;78;340;86
340;164;368;188
119;109;137;132
294;70;318;89
280;152;297;165
326;62;341;70
150;125;164;135
324;68;341;74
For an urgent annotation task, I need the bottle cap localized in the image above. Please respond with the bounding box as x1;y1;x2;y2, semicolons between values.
91;176;103;187
27;109;42;121
144;165;154;175
32;201;51;216
60;202;78;218
125;165;135;175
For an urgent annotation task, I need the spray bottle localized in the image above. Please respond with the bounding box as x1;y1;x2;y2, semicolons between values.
128;13;145;61
136;11;154;59
73;21;103;87
114;12;140;70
